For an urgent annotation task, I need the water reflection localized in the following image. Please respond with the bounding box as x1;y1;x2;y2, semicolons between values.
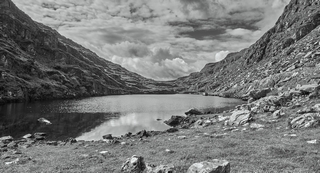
0;94;244;141
77;113;169;140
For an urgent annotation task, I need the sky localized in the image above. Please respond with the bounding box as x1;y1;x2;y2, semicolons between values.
12;0;290;80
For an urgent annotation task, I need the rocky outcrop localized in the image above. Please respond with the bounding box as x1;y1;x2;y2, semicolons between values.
289;113;320;129
0;0;176;104
227;110;253;126
173;0;320;100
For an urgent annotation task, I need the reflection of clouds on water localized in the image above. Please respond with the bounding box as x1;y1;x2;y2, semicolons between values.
77;113;169;141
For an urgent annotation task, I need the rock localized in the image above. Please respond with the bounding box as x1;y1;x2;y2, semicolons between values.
121;142;127;145
103;134;113;140
284;134;297;137
212;133;228;138
123;132;132;138
291;103;302;109
22;134;33;139
177;136;187;139
187;159;230;173
166;128;178;133
272;110;285;119
46;141;58;146
296;84;319;95
250;123;265;129
312;104;320;112
193;119;204;128
228;110;253;126
7;141;18;148
136;130;150;138
0;136;13;144
121;155;146;173
99;151;108;155
203;120;212;127
0;141;6;148
255;95;291;107
164;116;185;127
307;139;317;144
13;150;22;154
5;158;19;165
37;118;52;125
150;164;175;173
290;113;320;129
263;105;276;112
297;107;316;114
185;108;203;116
248;88;272;100
165;149;174;153
104;139;120;144
34;132;46;140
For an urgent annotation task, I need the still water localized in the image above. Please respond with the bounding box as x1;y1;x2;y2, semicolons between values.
0;94;243;140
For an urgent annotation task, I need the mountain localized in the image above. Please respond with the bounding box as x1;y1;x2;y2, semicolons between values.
0;0;176;104
174;0;320;99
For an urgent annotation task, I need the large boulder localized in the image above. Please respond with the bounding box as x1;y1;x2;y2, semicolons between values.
289;113;320;129
187;159;230;173
228;110;253;126
121;155;146;173
248;88;272;100
164;116;185;127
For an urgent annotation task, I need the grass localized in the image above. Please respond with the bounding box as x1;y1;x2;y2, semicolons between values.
1;115;320;173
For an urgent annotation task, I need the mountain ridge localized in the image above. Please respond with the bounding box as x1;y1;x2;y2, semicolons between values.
173;0;320;99
0;0;176;104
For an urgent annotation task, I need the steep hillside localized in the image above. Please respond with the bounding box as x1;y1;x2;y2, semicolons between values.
175;0;320;99
0;0;175;104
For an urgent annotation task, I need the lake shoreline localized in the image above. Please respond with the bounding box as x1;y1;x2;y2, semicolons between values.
2;90;320;172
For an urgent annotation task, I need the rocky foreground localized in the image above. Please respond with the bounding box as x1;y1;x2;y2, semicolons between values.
1;85;320;172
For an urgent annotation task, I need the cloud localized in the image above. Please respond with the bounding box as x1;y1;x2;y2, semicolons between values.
12;0;290;80
215;51;230;62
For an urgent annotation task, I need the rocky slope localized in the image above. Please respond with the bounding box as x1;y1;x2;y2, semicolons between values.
174;0;320;99
0;0;176;104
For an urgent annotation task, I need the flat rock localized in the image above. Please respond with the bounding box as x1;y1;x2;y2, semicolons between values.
147;164;175;173
187;159;230;173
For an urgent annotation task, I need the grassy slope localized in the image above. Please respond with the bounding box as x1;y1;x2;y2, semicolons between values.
1;102;320;173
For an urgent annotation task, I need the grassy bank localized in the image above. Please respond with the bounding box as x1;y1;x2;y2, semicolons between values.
1;111;320;172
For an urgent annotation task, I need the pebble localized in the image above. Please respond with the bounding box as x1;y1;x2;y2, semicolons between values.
177;136;187;139
307;139;317;144
5;158;19;165
284;134;297;137
99;151;108;155
165;149;174;153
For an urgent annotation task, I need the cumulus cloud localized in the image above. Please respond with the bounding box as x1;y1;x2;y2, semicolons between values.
12;0;290;80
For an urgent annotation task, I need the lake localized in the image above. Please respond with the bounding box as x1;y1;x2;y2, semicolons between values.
0;94;244;141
